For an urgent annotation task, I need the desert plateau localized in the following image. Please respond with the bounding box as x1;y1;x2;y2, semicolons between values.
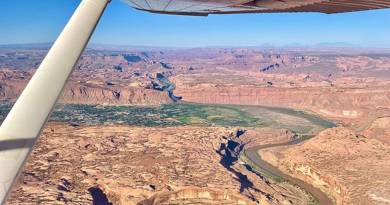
1;46;389;205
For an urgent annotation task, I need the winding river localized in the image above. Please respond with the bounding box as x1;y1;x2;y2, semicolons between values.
242;106;336;205
245;141;333;205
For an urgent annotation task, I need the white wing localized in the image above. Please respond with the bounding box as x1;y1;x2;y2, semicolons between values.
0;0;109;203
123;0;390;15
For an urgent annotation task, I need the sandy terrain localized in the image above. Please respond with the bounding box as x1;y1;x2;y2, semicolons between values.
260;123;390;205
7;124;313;205
1;47;389;205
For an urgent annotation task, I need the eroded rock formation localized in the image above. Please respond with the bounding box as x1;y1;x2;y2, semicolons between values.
260;123;390;205
8;124;311;205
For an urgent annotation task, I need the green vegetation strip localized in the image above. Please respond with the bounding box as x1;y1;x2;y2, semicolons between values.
0;102;265;127
0;102;334;133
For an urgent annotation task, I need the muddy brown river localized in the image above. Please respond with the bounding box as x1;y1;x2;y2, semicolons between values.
245;140;334;205
242;105;336;205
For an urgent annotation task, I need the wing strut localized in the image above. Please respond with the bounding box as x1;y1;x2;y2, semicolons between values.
0;0;110;203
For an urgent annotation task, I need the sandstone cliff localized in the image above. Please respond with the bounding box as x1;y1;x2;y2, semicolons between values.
61;84;171;105
260;126;390;205
0;78;172;106
175;85;390;125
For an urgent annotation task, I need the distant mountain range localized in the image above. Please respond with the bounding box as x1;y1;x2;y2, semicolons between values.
0;42;389;50
0;43;53;49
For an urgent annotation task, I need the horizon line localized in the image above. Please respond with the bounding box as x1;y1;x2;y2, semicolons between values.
1;42;390;50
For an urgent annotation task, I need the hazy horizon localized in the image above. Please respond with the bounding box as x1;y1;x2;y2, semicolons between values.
1;0;390;47
2;42;390;50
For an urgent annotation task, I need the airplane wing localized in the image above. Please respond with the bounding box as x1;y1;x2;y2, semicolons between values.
122;0;390;16
2;0;390;204
0;0;110;204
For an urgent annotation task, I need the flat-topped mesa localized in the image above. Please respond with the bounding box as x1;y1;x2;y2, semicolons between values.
0;82;172;106
175;86;390;125
61;84;172;105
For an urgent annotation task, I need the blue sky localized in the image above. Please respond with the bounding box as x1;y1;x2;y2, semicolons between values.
1;0;390;47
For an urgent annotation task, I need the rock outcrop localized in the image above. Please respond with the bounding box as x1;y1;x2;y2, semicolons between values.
176;85;390;126
260;126;390;205
62;84;171;105
137;187;253;205
0;70;172;105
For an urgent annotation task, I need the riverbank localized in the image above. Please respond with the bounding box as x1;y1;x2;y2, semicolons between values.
235;106;336;205
258;126;390;205
242;140;334;205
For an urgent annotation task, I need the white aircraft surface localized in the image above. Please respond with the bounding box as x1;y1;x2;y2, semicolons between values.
1;0;389;204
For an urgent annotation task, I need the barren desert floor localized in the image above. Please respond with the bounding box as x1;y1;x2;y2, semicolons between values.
1;103;335;205
1;47;389;205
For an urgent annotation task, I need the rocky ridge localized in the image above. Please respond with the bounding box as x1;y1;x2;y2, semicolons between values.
260;123;390;205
